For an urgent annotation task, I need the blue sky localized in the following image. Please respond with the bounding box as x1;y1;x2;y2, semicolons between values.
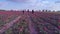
0;0;60;11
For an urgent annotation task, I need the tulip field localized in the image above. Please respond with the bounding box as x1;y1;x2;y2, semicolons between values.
0;10;60;34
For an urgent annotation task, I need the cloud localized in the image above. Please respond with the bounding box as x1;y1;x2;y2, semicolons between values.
48;3;60;11
34;0;60;11
0;2;9;7
55;0;60;4
0;0;60;11
6;0;29;3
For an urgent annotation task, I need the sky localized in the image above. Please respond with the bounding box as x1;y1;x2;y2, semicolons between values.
0;0;60;11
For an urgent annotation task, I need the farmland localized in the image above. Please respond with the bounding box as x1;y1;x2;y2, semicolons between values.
0;10;60;34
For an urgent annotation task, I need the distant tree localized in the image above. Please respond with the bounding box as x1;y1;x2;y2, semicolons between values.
53;10;55;12
42;10;44;12
57;11;60;12
27;9;29;12
22;10;24;14
32;10;34;14
48;10;51;12
0;10;5;11
45;10;47;12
